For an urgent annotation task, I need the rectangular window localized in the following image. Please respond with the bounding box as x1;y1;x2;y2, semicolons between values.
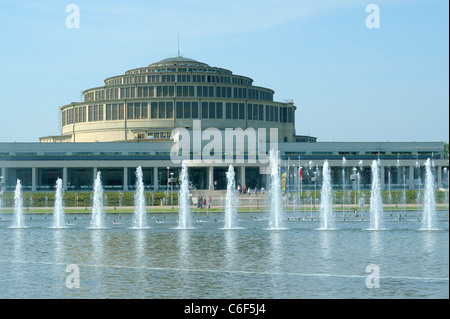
184;102;191;118
134;103;141;119
226;103;232;119
169;86;175;97
106;104;112;120
266;105;270;122
94;105;99;121
189;86;194;97
74;108;79;123
127;103;134;120
248;104;253;120
142;102;148;119
232;103;238;120
112;104;118;120
216;102;223;119
176;102;183;118
118;103;124;120
209;102;215;119
202;102;208;118
166;102;173;118
275;106;278;122
259;105;264;121
239;103;245;120
158;102;166;119
83;106;87;122
192;102;199;118
151;102;158;119
197;86;202;97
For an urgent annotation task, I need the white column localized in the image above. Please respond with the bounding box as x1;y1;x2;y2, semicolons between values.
437;165;442;189
63;167;68;190
32;167;37;192
0;167;6;193
1;167;6;182
240;166;246;187
208;166;214;191
123;167;128;191
153;167;159;191
409;165;415;189
93;167;98;182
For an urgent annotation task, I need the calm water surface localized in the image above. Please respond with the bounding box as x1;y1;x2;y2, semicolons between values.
0;211;448;298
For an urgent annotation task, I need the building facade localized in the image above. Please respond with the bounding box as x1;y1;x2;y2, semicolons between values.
0;141;448;193
1;57;448;194
41;57;311;144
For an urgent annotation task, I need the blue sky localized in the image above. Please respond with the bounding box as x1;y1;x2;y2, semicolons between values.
0;0;448;143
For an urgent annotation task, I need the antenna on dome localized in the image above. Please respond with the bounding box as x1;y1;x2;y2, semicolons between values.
177;31;180;57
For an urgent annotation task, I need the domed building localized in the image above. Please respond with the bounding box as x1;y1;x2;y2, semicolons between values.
42;56;310;143
1;57;446;194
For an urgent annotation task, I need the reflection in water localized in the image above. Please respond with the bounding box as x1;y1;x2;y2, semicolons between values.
422;231;437;253
177;229;191;298
269;231;283;272
0;212;447;299
91;230;104;265
223;230;238;296
134;229;146;265
12;228;24;262
370;231;383;257
177;230;191;265
268;231;283;296
319;231;332;263
224;231;236;267
53;229;65;264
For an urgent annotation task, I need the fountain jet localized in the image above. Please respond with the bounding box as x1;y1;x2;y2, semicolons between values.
269;149;284;229
369;160;384;230
178;161;192;229
91;171;105;228
224;164;239;229
422;158;437;230
13;179;25;228
52;178;66;228
319;161;334;230
133;166;147;229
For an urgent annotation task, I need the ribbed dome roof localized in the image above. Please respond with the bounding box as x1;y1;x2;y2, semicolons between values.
149;56;209;67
